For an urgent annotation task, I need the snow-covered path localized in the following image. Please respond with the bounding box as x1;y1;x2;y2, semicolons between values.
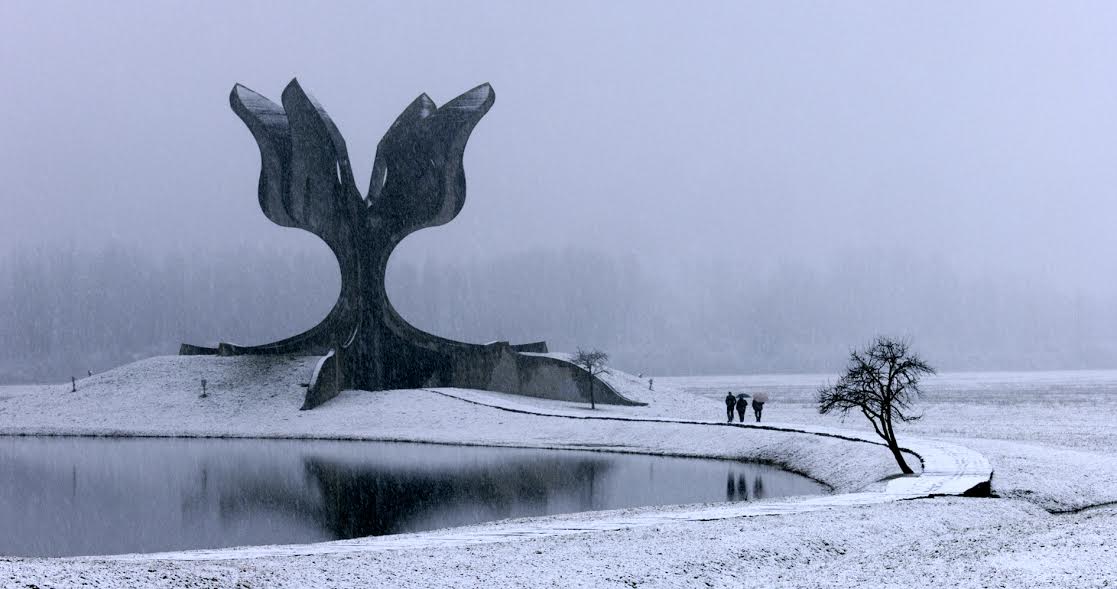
429;388;991;497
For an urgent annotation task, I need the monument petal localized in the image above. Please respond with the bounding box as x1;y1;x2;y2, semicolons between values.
182;79;643;410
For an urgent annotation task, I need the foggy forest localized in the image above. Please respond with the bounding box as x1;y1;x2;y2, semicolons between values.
3;241;1113;383
4;3;1117;385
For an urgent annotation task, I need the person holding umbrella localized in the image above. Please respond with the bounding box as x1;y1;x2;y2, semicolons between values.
751;392;769;422
735;394;750;423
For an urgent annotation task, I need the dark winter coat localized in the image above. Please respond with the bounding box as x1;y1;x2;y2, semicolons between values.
725;394;736;408
735;397;749;413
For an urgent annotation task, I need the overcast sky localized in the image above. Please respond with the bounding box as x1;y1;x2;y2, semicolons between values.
2;1;1116;291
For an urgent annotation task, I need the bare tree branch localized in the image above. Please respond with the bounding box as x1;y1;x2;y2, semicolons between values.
817;336;935;475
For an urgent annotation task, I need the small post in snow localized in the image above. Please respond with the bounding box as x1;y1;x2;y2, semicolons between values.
648;378;654;391
71;376;76;392
200;378;208;399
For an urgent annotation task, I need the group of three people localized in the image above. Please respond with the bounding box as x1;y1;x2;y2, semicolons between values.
725;393;764;423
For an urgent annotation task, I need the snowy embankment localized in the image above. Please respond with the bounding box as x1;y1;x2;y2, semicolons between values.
429;387;987;497
4;358;1117;588
0;356;912;495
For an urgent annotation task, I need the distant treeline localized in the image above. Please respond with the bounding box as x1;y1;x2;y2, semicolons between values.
1;244;1115;383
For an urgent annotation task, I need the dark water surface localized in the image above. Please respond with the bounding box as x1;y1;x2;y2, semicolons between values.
0;437;826;557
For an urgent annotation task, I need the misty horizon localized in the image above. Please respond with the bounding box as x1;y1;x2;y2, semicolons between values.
2;240;1114;384
2;1;1116;381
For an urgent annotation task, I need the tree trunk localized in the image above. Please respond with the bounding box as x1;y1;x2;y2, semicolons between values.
881;408;914;474
887;438;914;474
589;375;596;410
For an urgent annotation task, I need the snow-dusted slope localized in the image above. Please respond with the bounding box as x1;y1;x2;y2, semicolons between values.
4;358;1115;588
0;355;906;494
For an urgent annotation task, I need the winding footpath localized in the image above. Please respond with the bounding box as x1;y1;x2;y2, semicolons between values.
103;387;992;563
431;388;991;497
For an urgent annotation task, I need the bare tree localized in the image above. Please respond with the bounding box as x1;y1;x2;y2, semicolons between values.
573;348;609;410
817;337;934;474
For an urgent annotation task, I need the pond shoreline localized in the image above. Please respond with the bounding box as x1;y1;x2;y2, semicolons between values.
0;356;990;562
4;357;1117;587
2;437;824;558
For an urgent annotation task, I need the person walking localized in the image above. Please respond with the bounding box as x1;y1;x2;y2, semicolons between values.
752;397;765;422
735;394;748;423
724;392;736;422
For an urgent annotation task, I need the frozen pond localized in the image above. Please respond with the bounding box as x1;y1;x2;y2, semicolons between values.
0;437;826;557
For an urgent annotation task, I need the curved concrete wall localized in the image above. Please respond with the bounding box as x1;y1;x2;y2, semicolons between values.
433;343;644;407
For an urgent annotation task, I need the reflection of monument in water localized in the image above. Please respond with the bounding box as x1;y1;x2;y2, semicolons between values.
210;456;786;539
198;454;618;538
201;452;802;541
0;438;823;555
181;79;641;409
301;456;614;537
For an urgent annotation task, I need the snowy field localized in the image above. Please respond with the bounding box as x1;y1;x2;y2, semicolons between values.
1;357;1116;587
664;371;1117;512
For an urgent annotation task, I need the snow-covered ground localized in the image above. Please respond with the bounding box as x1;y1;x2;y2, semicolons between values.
1;357;1116;587
664;371;1117;512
